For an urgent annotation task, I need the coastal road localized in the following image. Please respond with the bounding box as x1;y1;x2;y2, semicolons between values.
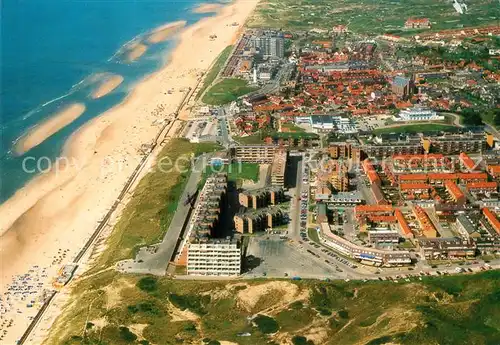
116;154;208;275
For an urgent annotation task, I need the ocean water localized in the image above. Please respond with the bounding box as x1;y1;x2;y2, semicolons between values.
0;0;212;203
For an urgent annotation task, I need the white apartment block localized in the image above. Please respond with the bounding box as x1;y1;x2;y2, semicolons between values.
187;240;241;276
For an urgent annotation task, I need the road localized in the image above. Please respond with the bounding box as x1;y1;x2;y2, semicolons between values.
116;154;208;275
247;62;295;98
217;106;233;148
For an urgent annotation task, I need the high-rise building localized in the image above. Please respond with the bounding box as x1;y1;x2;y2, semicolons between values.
183;173;242;277
253;33;284;58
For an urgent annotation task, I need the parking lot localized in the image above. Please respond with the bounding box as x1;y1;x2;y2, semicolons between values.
243;236;343;279
355;115;391;132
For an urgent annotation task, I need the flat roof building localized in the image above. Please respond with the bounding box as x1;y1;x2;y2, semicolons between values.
187;239;241;276
232;145;276;163
417;237;476;260
318;223;411;266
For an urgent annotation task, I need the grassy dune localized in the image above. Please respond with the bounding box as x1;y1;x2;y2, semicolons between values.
247;0;498;35
196;45;233;101
87;139;220;273
46;270;500;345
202;78;258;105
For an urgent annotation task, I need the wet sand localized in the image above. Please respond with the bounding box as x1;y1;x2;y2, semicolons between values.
193;3;223;13
14;103;86;156
0;0;258;342
147;20;186;43
91;75;124;99
127;43;148;62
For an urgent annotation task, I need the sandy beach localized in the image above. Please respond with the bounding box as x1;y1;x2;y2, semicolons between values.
193;3;223;13
0;0;258;342
91;75;124;99
13;103;86;156
147;20;186;44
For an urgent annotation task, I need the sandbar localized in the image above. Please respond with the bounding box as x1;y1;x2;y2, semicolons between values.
193;3;223;13
91;74;124;99
127;43;148;62
14;103;86;155
147;20;187;44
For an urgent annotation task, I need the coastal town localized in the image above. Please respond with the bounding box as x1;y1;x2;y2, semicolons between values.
2;0;500;344
166;23;500;278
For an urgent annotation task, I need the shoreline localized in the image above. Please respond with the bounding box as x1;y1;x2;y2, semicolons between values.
0;0;259;342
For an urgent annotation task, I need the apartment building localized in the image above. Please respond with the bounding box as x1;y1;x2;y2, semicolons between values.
238;187;284;209
361;134;423;158
234;207;285;234
270;149;287;187
422;132;487;154
184;173;242;276
413;206;438;238
328;142;361;163
445;180;466;205
417;237;476;260
187;239;241;276
232;145;276;163
368;230;400;244
395;209;414;239
319;223;411;266
456;214;482;239
329;161;349;192
466;182;498;193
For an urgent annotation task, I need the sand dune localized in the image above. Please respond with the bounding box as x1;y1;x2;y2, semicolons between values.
193;3;223;13
147;20;186;44
127;43;148;62
14;103;86;156
91;75;124;99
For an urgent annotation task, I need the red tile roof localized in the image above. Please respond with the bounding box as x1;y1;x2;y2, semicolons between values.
400;183;430;190
483;208;500;235
466;182;498;191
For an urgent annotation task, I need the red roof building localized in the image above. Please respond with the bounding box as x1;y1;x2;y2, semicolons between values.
445;181;465;205
458;173;488;183
395;209;413;238
466;182;498;192
482;208;500;235
405;18;431;29
459;152;477;171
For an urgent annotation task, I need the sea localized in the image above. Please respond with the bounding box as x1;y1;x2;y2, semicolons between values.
0;0;214;203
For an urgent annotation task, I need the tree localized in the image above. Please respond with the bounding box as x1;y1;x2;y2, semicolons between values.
461;108;483;126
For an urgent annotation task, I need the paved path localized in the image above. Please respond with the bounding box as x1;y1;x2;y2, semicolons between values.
116;155;208;275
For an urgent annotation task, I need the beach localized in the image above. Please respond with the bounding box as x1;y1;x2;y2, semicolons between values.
13;103;86;156
0;0;258;342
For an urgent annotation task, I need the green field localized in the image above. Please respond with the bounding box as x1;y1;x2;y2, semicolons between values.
202;78;258;105
282;122;306;133
87;139;220;273
247;0;498;35
205;162;260;184
196;45;233;101
46;270;500;345
373;123;459;135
